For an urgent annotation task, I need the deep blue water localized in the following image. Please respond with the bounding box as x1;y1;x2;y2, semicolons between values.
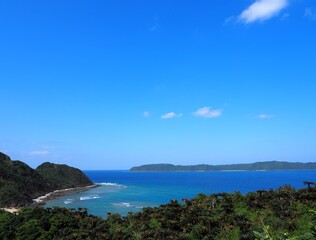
44;170;316;218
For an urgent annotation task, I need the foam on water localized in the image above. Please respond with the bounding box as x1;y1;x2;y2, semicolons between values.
112;202;144;209
80;195;100;201
64;199;74;204
97;182;127;188
112;202;132;207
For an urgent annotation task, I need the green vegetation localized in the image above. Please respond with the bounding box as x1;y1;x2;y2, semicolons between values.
36;162;93;189
0;152;54;207
1;184;316;239
0;152;93;208
2;151;315;238
130;161;316;172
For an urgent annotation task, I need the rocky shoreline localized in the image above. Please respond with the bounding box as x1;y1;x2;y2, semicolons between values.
33;184;100;206
1;184;100;214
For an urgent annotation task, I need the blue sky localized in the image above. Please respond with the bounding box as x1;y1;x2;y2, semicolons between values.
0;0;316;169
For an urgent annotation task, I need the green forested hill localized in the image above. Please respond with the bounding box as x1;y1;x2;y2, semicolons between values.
130;161;316;171
36;162;93;189
0;152;54;207
0;152;93;208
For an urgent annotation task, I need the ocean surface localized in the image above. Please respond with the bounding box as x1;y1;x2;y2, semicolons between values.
44;170;316;218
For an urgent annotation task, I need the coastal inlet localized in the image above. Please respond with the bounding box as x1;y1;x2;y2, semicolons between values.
44;170;316;217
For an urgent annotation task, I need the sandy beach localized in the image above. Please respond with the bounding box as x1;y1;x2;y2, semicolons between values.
0;208;21;214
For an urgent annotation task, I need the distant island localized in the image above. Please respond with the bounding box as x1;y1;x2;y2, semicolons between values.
130;161;316;172
0;152;94;208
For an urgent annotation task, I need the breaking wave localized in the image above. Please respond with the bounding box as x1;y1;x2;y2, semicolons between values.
97;182;127;188
111;202;144;209
64;199;74;204
80;195;101;201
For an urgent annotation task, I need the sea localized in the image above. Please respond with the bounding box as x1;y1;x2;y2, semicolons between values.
44;170;316;218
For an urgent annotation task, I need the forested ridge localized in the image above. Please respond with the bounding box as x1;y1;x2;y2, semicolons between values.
1;183;316;239
0;152;93;207
36;162;93;189
130;161;316;172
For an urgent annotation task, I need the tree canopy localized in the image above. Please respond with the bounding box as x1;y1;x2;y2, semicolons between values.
1;184;316;239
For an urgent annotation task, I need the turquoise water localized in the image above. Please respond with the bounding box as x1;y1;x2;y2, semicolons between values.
44;170;316;218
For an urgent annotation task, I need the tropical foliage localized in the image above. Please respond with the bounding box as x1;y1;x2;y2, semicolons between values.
36;162;93;189
0;152;93;207
1;184;316;239
0;153;54;207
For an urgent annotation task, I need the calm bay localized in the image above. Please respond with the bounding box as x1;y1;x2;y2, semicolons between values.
44;170;316;218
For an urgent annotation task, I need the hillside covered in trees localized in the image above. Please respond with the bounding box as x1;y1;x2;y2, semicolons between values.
36;162;93;189
1;184;316;239
130;161;316;172
0;152;93;208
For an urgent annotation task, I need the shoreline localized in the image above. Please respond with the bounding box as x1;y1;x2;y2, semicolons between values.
1;184;100;214
33;184;100;206
0;207;21;214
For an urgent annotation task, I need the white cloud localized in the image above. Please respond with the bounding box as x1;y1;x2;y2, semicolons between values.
143;111;151;117
28;151;50;156
41;145;56;150
239;0;288;24
256;114;274;119
161;112;183;119
305;8;316;21
193;107;222;118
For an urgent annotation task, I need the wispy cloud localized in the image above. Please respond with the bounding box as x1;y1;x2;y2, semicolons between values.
41;145;56;150
305;8;316;21
150;24;159;32
27;151;50;156
256;114;274;119
143;111;151;118
225;16;235;24
161;112;183;119
193;107;222;118
239;0;288;24
150;16;159;32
